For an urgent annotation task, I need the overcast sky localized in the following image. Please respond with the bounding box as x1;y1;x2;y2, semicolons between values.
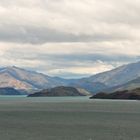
0;0;140;78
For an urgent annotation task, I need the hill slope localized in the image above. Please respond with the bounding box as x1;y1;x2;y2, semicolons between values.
105;77;140;92
78;61;140;90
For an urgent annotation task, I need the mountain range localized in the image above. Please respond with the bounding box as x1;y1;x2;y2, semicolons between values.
0;66;68;90
0;61;140;94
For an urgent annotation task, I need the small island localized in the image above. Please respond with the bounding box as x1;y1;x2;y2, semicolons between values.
28;86;90;97
90;88;140;100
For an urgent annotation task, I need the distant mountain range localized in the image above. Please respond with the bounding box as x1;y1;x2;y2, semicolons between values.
0;66;68;90
0;61;140;95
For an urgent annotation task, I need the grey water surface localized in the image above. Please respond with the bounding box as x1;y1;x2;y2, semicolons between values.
0;96;139;140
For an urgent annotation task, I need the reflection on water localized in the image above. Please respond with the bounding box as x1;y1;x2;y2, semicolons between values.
0;95;138;103
0;95;91;103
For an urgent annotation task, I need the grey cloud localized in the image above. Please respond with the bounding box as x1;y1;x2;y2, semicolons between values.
6;47;139;62
5;47;140;68
0;24;130;44
0;0;139;44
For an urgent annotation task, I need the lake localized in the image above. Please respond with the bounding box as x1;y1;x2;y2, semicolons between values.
0;96;139;140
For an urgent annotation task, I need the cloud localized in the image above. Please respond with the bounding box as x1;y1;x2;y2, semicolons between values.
0;41;139;78
0;0;140;78
0;0;140;43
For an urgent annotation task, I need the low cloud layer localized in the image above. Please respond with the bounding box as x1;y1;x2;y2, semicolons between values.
0;0;140;78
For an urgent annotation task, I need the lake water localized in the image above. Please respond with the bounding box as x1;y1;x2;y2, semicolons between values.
0;96;139;140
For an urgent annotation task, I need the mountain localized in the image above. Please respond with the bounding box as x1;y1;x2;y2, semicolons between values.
0;87;21;95
0;61;140;93
28;86;89;97
76;61;140;92
0;66;105;93
0;66;67;90
90;88;140;100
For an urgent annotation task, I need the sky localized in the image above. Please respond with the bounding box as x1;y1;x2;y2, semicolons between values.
0;0;140;78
